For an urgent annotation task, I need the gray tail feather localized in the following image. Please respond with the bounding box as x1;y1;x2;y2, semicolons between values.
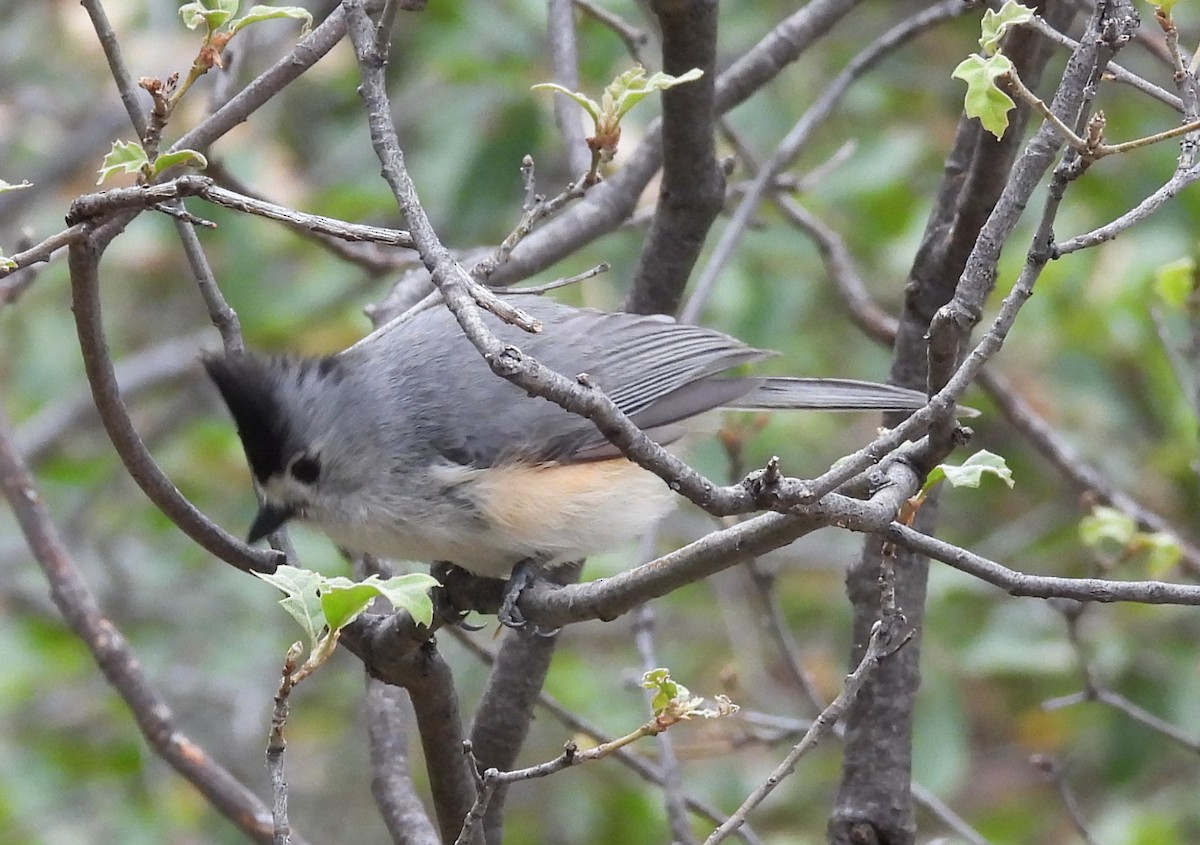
726;377;937;413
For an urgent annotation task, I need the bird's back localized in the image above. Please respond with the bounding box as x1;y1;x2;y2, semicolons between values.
343;298;770;466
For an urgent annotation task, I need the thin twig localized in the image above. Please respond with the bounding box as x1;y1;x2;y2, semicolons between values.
1053;160;1200;255
909;782;993;845
702;621;908;845
175;213;243;352
152;201;216;227
1006;67;1200;157
268;644;303;845
504;263;610;295
0;224;88;281
80;0;149;138
632;604;695;845
446;628;766;845
573;0;648;64
885;522;1200;606
473;157;589;282
1041;604;1200;754
0;232;42;306
683;0;969;322
373;0;402;57
456;683;740;845
747;561;827;716
1023;13;1181;111
67;230;282;574
65;175;416;248
206;161;418;272
1031;755;1102;845
978;369;1200;575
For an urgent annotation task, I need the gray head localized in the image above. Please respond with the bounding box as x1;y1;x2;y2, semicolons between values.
203;352;396;544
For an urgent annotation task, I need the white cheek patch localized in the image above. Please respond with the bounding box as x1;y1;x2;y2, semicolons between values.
259;474;311;510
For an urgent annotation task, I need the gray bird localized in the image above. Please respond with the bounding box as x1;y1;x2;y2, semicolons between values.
204;297;931;589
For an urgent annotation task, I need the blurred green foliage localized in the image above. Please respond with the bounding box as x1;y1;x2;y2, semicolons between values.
2;1;1200;844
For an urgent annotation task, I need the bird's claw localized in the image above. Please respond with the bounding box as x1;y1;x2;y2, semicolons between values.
499;560;559;637
430;561;485;630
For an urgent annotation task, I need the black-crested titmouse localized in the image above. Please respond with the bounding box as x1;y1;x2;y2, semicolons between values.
204;297;931;580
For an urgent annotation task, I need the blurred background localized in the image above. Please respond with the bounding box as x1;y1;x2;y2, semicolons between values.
2;1;1199;843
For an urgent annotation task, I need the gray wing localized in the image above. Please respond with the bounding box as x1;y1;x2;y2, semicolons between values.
728;378;930;411
345;298;769;466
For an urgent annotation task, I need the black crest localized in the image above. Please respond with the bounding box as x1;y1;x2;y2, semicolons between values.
203;353;295;483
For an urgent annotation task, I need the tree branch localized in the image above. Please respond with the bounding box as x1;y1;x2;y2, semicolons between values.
885;522;1200;605
67;228;282;574
486;0;863;289
683;0;971;323
624;0;723;317
364;678;441;845
707;620;908;845
0;403;294;845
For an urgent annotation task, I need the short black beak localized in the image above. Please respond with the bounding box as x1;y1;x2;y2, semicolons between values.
247;503;297;544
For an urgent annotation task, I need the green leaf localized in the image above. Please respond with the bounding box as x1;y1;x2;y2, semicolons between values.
952;53;1016;139
257;569;439;641
179;0;239;31
0;255;16;271
151;148;209;176
979;1;1036;54
370;573;440;628
642;668;689;714
1079;505;1137;548
1153;256;1195;311
96;140;150;184
1156;0;1179;14
0;179;32;194
609;66;704;121
531;83;601;120
228;5;313;36
317;573;438;632
319;577;384;632
936;450;1015;490
533;66;703;130
1139;531;1183;576
1079;507;1183;574
253;567;326;649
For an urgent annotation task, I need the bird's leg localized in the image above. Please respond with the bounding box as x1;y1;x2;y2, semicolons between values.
498;558;558;636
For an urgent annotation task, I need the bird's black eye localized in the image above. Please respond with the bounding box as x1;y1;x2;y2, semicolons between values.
289;454;321;484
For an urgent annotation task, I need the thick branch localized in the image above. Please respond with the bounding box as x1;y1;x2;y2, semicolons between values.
624;0;723;316
347;633;479;845
364;679;442;845
832;4;1078;841
486;0;862;288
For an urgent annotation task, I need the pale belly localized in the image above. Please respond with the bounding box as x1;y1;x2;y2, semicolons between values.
310;458;676;578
